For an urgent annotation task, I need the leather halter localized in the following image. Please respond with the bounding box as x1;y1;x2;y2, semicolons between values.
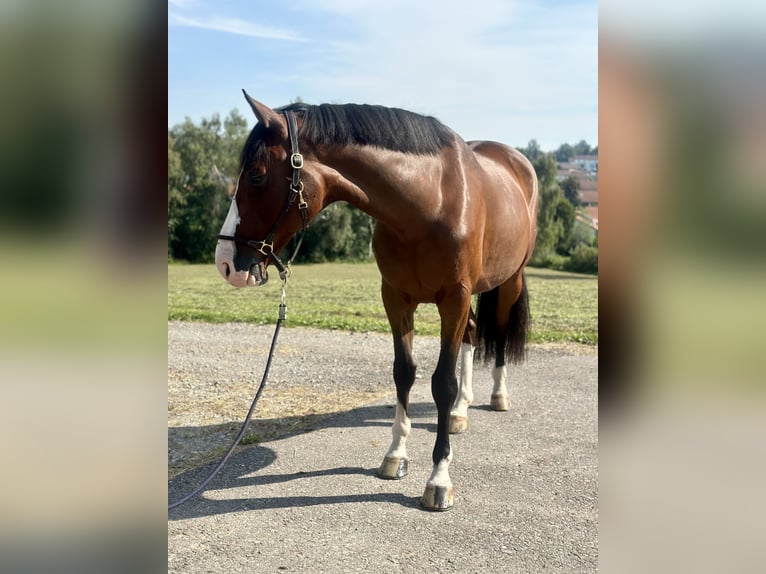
218;110;309;280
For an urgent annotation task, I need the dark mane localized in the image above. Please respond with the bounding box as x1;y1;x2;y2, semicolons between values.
240;103;454;170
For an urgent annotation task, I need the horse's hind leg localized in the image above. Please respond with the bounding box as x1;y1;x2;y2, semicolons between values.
449;309;477;434
490;272;528;411
378;282;417;480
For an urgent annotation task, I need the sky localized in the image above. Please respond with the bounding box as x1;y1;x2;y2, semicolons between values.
168;0;597;151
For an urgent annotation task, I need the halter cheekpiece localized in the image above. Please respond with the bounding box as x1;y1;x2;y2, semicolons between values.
217;110;309;280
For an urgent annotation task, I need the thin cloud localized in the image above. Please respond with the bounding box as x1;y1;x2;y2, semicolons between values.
169;0;596;147
169;12;306;42
283;0;596;147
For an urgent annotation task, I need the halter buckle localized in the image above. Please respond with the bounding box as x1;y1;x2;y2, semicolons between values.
257;241;274;256
291;153;304;170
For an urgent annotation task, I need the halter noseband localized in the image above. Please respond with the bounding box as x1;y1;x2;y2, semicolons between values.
217;110;309;280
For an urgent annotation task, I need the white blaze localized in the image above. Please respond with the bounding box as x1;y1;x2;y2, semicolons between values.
215;170;243;281
220;195;241;236
215;197;240;280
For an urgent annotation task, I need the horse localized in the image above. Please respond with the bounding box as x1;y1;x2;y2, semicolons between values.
215;91;538;511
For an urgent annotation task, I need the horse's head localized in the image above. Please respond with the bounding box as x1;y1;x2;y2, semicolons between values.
215;93;318;287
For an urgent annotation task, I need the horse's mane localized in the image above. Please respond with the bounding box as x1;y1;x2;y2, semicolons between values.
240;103;453;170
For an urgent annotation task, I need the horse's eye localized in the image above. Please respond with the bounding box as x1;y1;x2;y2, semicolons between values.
249;172;267;186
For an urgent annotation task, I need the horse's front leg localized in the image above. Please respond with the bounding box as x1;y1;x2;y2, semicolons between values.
378;282;417;480
422;287;472;511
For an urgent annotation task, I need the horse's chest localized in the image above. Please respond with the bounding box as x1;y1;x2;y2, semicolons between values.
374;227;466;301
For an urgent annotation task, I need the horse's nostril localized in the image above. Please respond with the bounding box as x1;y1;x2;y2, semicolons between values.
223;262;231;278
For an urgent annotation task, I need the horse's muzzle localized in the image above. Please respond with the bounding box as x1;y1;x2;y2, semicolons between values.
248;262;268;286
215;240;268;287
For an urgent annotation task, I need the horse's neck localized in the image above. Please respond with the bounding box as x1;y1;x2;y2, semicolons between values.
316;145;444;231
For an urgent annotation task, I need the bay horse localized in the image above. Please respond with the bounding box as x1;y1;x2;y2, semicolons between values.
215;91;538;511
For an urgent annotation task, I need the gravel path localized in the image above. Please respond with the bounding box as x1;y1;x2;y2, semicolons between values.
168;322;598;572
168;322;437;475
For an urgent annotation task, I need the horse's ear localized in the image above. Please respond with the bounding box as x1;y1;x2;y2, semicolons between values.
242;90;287;142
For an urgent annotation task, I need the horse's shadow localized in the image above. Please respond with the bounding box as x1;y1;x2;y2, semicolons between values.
168;401;438;519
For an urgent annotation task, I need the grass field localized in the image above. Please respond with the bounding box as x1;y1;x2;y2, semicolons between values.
168;262;597;345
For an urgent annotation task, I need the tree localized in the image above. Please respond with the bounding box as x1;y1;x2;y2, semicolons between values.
553;198;576;255
561;220;596;255
560;175;582;207
168;135;185;258
555;143;575;163
530;150;558;191
573;139;592;156
349;208;375;259
521;151;578;266
518;139;543;162
565;244;598;274
167;110;250;262
221;109;249;173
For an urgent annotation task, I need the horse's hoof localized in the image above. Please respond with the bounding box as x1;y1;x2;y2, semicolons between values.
448;415;468;434
490;393;511;411
420;484;454;511
378;456;409;480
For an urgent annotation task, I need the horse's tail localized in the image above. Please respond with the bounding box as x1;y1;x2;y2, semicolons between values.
475;272;530;365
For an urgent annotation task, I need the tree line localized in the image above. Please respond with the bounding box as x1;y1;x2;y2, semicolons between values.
518;139;598;273
168;111;597;273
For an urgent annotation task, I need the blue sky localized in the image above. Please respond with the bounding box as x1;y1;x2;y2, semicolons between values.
168;0;597;151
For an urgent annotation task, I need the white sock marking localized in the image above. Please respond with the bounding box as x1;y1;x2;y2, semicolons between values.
384;401;411;460
492;364;508;397
450;343;474;418
426;448;454;488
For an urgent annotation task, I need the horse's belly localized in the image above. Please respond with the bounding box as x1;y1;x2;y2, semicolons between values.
472;219;527;291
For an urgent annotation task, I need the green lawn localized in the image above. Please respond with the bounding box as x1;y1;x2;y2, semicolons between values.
168;262;597;345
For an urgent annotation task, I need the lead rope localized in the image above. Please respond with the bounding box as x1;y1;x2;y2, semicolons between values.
168;279;289;511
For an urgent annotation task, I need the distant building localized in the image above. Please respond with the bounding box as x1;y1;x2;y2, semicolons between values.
578;177;598;206
556;154;598;233
572;154;598;174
